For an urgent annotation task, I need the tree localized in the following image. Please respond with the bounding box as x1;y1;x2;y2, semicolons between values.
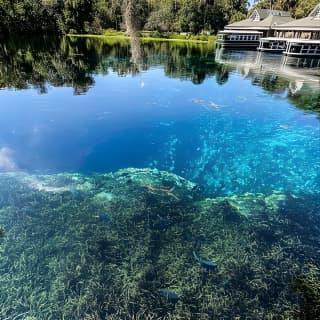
177;0;202;33
0;0;316;35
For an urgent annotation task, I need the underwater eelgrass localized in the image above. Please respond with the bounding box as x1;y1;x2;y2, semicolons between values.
292;263;320;319
0;169;319;319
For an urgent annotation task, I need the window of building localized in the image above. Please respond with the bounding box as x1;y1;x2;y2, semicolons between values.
250;10;260;21
314;6;320;18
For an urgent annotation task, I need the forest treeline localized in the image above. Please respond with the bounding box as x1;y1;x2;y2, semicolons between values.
0;0;248;35
0;0;318;36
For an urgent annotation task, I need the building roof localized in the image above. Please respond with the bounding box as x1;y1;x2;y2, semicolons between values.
274;17;320;30
225;15;293;30
274;3;320;30
254;9;291;19
256;9;273;19
219;30;263;34
225;8;293;30
255;15;294;28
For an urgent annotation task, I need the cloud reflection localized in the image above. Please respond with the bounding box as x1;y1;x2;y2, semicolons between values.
0;147;17;171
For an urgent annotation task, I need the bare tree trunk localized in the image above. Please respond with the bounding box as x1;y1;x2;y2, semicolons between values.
124;0;142;69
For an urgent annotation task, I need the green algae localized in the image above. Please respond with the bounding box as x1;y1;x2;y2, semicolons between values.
0;169;319;319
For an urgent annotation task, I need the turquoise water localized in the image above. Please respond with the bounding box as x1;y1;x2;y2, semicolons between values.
0;38;319;196
0;37;320;319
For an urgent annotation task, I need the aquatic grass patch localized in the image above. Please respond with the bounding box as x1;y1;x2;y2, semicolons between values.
293;263;320;319
0;169;319;319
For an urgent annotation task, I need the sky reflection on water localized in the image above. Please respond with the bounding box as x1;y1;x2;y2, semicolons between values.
0;38;319;196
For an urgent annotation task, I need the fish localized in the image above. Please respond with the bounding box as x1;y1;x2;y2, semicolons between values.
158;289;179;303
279;124;289;129
151;215;172;230
193;251;217;269
209;101;220;109
93;213;112;223
192;99;204;105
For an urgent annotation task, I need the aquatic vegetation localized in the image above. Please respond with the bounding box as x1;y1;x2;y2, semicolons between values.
0;169;319;319
0;36;319;320
292;263;320;319
0;225;4;238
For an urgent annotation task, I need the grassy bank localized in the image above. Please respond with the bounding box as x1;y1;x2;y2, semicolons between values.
68;29;216;45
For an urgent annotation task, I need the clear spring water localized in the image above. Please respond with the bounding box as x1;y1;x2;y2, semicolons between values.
0;36;320;319
0;37;319;197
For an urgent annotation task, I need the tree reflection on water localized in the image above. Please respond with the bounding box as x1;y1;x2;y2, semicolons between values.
0;36;319;113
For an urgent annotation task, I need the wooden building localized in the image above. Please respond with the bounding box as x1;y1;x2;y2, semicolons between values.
257;3;320;56
224;9;293;37
274;3;320;40
284;39;320;57
216;30;263;49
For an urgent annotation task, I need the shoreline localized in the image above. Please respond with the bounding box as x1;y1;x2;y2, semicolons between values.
67;33;216;45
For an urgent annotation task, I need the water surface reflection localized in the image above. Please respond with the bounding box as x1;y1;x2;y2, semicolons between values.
215;48;320;113
0;37;319;197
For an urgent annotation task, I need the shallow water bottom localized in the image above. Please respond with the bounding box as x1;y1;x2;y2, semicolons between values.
0;168;319;319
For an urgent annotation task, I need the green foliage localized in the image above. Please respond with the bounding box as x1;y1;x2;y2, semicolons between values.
229;11;247;23
140;31;213;42
0;0;249;36
176;0;202;33
103;28;125;36
294;0;319;18
0;0;319;36
253;0;319;18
